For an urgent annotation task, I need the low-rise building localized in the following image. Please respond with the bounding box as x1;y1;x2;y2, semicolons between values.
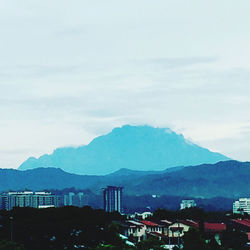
140;220;163;234
126;220;147;242
180;200;197;210
168;220;197;238
233;198;250;215
204;222;226;233
231;219;250;232
130;211;153;220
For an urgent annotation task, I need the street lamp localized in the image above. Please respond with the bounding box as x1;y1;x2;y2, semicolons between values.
9;216;13;241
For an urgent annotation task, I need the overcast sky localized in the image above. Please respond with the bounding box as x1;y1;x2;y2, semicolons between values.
1;0;250;168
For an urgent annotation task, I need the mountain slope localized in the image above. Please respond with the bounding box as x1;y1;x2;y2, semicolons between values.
2;161;250;198
0;168;102;191
19;125;230;175
123;160;250;198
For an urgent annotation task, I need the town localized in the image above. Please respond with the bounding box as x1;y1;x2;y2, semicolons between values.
0;187;249;249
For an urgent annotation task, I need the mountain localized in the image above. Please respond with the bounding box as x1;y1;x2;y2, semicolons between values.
107;165;185;177
122;160;250;198
3;161;250;198
0;168;101;191
18;125;230;175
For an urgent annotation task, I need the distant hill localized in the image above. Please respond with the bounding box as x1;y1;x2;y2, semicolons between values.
2;161;250;198
18;125;230;175
0;168;101;191
122;160;250;198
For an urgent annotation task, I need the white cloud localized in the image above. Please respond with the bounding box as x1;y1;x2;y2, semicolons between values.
0;0;250;168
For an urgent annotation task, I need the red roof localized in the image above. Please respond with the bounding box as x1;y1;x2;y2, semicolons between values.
232;219;250;228
204;223;226;232
140;220;159;227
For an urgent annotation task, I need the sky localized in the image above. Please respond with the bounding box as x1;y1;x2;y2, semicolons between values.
0;0;250;169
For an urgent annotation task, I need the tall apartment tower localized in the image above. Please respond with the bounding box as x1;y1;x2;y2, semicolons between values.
103;186;123;213
63;192;85;207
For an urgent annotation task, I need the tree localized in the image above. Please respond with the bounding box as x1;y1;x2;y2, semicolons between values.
0;240;25;250
136;236;165;250
221;231;248;249
183;228;210;250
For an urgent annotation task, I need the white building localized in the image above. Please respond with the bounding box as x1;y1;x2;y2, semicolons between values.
140;220;163;234
63;192;85;207
233;198;250;214
180;200;196;210
126;220;147;242
129;211;153;220
0;191;58;210
103;186;123;213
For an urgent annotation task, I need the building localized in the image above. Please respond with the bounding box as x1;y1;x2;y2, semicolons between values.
125;220;147;242
233;198;250;214
231;219;250;244
63;192;85;207
180;200;196;210
168;221;197;238
0;191;58;210
129;211;153;220
231;219;250;232
140;220;163;234
103;186;123;213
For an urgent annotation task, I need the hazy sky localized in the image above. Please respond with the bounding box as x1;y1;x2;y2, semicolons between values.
1;0;250;168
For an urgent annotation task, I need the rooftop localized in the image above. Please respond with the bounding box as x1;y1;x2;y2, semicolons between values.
232;219;250;228
204;223;226;232
179;220;199;228
127;220;144;227
140;220;159;227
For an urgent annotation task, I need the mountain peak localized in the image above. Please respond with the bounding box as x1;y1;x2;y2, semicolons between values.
112;124;176;134
19;124;230;175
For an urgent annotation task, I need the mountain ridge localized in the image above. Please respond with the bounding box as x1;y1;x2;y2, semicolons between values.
3;160;250;198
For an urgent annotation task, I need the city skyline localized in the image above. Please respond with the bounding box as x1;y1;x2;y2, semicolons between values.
1;0;250;168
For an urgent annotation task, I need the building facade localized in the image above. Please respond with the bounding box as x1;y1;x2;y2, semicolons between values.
63;192;85;207
180;200;197;210
233;198;250;214
0;191;58;210
103;186;123;213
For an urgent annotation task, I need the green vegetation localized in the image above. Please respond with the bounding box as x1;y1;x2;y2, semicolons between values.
136;237;165;250
0;207;125;250
221;231;248;249
0;240;25;250
150;207;225;222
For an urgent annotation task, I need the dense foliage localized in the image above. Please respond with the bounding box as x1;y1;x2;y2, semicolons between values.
0;207;124;250
0;207;249;250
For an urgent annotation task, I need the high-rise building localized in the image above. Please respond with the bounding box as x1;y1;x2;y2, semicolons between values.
0;191;58;210
63;192;85;207
103;186;123;213
233;198;250;214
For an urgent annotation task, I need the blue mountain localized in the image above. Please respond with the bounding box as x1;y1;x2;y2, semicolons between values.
3;161;250;199
18;125;230;175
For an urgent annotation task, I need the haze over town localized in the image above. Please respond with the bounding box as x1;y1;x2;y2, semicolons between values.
1;0;250;169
